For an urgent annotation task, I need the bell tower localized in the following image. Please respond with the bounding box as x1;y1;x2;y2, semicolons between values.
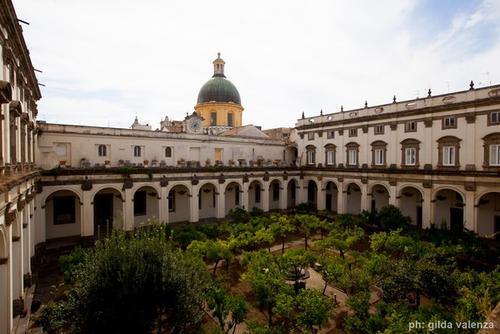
213;52;225;77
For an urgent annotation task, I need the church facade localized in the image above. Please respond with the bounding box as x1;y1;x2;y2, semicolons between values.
0;0;499;332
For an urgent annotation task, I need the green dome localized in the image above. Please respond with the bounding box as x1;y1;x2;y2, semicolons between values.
197;76;241;105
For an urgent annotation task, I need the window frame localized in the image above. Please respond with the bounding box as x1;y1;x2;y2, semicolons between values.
489;111;500;126
348;128;358;137
306;145;316;165
483;133;500;169
400;138;420;168
374;124;384;135
437;136;461;169
442;116;457;129
324;144;336;166
133;145;142;157
404;121;417;133
165;146;172;158
345;142;359;167
97;144;107;157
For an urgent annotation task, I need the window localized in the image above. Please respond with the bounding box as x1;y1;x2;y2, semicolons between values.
165;147;172;158
133;146;142;157
437;136;461;168
272;183;280;201
405;148;417;165
228;113;233;127
374;149;384;165
490;111;500;125
405;121;417;132
306;145;316;165
443;116;457;129
345;142;359;166
324;144;336;166
255;184;261;203
134;191;147;216
168;192;175;212
349;128;357;137
371;141;387;167
374;124;384;135
307;132;314;140
235;186;240;205
401;138;420;167
490;144;500;166
53;196;76;225
98;144;107;157
210;112;217;126
326;130;335;139
442;146;456;166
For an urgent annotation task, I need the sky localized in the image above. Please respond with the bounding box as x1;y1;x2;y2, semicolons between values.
13;0;500;129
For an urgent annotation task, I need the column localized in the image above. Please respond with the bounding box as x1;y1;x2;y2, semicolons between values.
241;183;249;211
216;183;225;219
81;191;93;237
123;188;134;230
337;181;345;214
0;225;12;334
262;181;270;212
22;207;30;275
279;183;287;210
317;183;325;211
12;216;23;301
159;186;168;224
297;179;307;204
464;190;475;232
389;185;397;206
189;185;199;223
423;187;432;229
360;183;370;212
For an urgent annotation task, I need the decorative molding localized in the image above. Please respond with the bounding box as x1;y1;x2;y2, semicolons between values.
361;176;368;184
390;122;397;131
464;181;476;191
81;177;93;191
191;175;199;185
424;118;433;127
160;176;168;187
123;178;133;189
465;113;476;124
389;178;397;186
422;180;432;188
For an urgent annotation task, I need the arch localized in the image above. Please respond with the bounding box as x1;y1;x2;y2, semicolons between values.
248;180;263;210
133;186;159;227
432;186;465;201
168;184;191;223
198;183;217;220
45;189;82;240
370;184;390;213
131;183;161;198
42;187;83;206
398;186;423;227
269;179;282;211
476;192;500;238
345;182;362;214
91;184;124;203
225;181;242;215
165;181;192;196
287;179;298;209
324;181;338;212
433;188;464;233
93;187;123;239
198;180;220;191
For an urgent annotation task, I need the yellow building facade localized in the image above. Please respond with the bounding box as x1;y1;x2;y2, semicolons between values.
195;53;244;128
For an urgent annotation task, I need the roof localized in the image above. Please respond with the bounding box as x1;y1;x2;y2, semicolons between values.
197;76;241;105
220;125;271;139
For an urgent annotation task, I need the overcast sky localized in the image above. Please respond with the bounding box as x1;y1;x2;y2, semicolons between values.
13;0;500;129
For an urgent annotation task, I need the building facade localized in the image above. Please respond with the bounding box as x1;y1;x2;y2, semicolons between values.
295;85;500;236
0;0;41;332
0;0;500;332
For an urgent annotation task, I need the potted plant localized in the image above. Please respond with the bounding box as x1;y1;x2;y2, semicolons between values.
205;158;211;167
151;159;158;167
143;160;149;167
104;160;111;168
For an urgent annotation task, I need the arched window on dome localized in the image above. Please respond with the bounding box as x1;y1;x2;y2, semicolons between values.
228;113;233;127
165;147;172;158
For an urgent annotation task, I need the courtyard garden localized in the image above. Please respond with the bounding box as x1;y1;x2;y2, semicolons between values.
33;205;500;333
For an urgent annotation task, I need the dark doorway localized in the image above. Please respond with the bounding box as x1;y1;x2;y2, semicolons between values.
326;194;332;211
416;206;423;228
495;216;500;240
307;181;317;209
450;208;464;234
94;194;113;234
371;200;376;213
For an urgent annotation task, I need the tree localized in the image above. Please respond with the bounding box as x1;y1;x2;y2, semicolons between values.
316;225;364;259
187;239;233;276
241;250;291;326
206;283;248;334
295;288;332;333
376;205;410;230
254;227;275;252
279;249;315;293
295;214;322;250
370;229;414;256
37;225;211;333
269;214;296;254
319;257;344;295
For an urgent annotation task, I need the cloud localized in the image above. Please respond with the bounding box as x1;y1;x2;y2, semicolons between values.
13;0;500;129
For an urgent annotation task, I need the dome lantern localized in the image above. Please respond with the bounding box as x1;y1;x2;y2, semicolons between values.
213;52;225;78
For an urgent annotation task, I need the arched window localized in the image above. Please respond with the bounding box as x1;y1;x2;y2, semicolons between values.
400;139;420;167
165;147;172;158
98;144;107;157
133;146;142;157
324;144;336;166
305;145;316;165
371;141;387;167
345;142;359;167
437;136;461;168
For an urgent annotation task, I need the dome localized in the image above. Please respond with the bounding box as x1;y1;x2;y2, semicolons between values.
196;76;241;105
